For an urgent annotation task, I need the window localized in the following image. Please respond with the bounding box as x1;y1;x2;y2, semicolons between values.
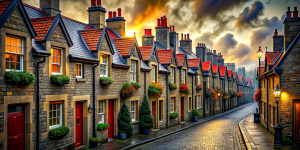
98;101;105;124
273;77;275;89
5;36;23;71
151;65;157;82
131;101;137;122
49;101;63;129
170;67;175;83
188;97;192;111
51;48;62;74
181;69;186;84
197;75;201;85
76;63;83;78
159;100;163;121
171;97;176;112
100;54;108;77
131;61;137;82
198;95;203;108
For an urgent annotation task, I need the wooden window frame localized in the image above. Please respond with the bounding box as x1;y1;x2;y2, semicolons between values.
171;96;176;112
51;47;63;75
151;65;158;82
188;96;192;111
49;101;63;129
98;100;105;124
130;101;138;122
5;35;24;71
170;67;175;83
75;63;83;79
130;60;137;82
181;69;186;84
159;99;164;122
100;54;108;77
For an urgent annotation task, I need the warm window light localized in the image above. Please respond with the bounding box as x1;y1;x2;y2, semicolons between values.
273;84;281;99
256;46;263;58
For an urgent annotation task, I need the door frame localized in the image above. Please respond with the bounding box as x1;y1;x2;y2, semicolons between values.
179;95;185;122
293;99;300;143
107;100;115;139
7;105;25;150
75;101;84;148
152;100;157;129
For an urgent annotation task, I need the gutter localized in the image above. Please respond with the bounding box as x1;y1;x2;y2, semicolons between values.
92;63;99;137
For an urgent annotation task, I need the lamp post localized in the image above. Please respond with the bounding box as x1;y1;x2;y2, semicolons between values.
273;84;283;146
256;46;263;123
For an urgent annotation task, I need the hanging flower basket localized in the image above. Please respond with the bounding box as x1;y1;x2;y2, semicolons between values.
229;90;238;98
120;83;136;99
254;89;261;102
179;83;191;94
100;77;114;86
206;87;217;100
238;92;242;98
214;86;223;94
148;82;163;97
196;85;203;92
223;92;230;100
169;82;177;90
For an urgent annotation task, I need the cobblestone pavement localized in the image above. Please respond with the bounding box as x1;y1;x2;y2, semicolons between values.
134;103;257;150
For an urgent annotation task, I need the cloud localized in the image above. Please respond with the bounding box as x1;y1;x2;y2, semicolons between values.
235;1;265;30
214;33;238;51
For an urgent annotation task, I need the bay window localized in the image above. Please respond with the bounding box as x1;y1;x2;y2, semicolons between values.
5;36;23;71
100;54;108;77
170;67;175;83
49;101;63;129
51;48;62;74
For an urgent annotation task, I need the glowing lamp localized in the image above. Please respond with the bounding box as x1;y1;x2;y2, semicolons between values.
256;46;263;58
88;104;93;113
273;84;281;100
217;93;221;97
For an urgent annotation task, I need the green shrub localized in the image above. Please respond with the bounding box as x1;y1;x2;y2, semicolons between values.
118;102;133;137
170;112;179;119
90;137;100;142
50;75;70;85
100;77;114;86
139;96;153;130
4;71;35;85
169;82;177;89
131;82;140;89
191;109;200;117
49;126;69;140
97;123;109;130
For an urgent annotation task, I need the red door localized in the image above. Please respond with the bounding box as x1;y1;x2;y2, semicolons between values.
75;102;83;148
108;100;114;139
181;97;184;122
294;101;300;143
152;101;156;129
8;110;25;150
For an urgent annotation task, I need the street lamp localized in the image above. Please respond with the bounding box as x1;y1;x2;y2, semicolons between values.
273;84;283;146
256;46;263;123
88;104;93;113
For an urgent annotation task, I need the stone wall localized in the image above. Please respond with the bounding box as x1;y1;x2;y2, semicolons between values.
142;35;154;46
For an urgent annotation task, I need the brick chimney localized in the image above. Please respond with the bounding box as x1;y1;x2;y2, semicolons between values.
40;0;61;16
283;6;300;51
169;25;178;52
273;29;284;52
156;16;170;48
196;43;207;62
142;29;155;46
212;50;218;65
217;52;224;67
88;0;106;28
206;49;213;63
180;33;193;55
106;8;126;37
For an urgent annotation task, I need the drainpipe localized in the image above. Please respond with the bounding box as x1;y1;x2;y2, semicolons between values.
212;78;214;116
166;73;169;129
92;63;99;137
267;78;269;131
192;75;194;109
36;57;46;150
144;72;146;95
203;81;206;118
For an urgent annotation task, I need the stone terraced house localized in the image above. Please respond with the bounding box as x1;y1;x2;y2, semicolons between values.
0;0;254;149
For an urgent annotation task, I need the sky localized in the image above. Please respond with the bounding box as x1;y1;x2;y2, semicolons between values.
23;0;300;71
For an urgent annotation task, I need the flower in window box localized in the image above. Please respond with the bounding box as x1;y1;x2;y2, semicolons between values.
196;85;203;92
120;83;136;99
148;82;163;97
179;83;191;94
214;86;223;95
169;82;177;90
100;77;114;86
254;89;261;102
130;82;140;89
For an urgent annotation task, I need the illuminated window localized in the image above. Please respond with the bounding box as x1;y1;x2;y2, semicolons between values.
100;54;108;77
51;48;62;74
5;36;23;71
75;63;83;78
181;70;186;84
151;65;157;82
170;67;175;83
131;101;137;122
131;61;137;82
49;101;62;129
98;101;105;124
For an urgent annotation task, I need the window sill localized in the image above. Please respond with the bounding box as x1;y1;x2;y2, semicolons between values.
76;79;86;82
132;121;139;124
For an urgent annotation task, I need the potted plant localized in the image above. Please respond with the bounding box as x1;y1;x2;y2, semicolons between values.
179;83;191;94
100;77;114;86
169;82;177;90
254;89;261;102
139;96;153;135
120;83;136;99
196;85;203;92
170;112;179;120
148;82;163;97
118;102;133;140
89;137;100;148
191;109;200;122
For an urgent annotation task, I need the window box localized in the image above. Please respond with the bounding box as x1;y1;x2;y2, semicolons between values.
214;86;223;94
254;89;261;102
169;82;177;90
148;82;163;97
97;123;109;131
196;85;203;92
100;77;114;86
120;83;136;99
206;87;217;100
50;75;70;85
4;71;35;85
223;92;230;100
49;126;69;140
179;83;190;94
130;82;140;89
170;112;179;120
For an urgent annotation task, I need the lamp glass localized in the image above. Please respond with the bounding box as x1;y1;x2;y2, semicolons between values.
273;84;281;98
256;50;263;58
218;93;221;97
88;104;93;113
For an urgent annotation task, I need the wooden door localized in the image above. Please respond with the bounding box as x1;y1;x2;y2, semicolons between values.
152;101;156;129
108;100;114;139
75;102;83;148
181;97;184;122
7;108;25;150
294;101;300;142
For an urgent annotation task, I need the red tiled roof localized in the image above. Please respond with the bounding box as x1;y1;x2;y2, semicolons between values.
233;72;237;78
176;54;185;66
238;76;243;83
79;29;103;51
157;49;173;64
139;46;153;61
257;67;265;76
212;65;218;73
201;62;210;71
228;70;232;77
31;16;55;41
107;28;120;39
113;37;134;56
266;52;281;65
0;1;12;16
219;66;226;77
187;58;200;68
23;3;47;17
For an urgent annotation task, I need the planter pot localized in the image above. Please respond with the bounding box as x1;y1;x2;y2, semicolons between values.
90;141;100;148
254;113;260;123
192;116;198;122
142;128;150;135
119;133;127;140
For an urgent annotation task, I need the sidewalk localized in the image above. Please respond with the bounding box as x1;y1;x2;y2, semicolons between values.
93;103;254;150
239;114;295;150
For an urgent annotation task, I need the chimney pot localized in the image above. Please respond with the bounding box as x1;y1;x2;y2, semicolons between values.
184;34;187;40
161;17;164;26
213;50;216;55
165;18;167;26
187;34;189;39
157;19;161;27
293;7;298;18
173;26;175;31
97;0;101;6
287;6;292;18
91;0;96;6
118;8;121;16
145;29;147;35
274;29;278;36
170;25;172;31
181;33;183;40
109;11;112;18
113;11;117;17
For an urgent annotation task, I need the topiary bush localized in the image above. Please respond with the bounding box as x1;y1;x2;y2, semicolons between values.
4;71;36;85
97;123;109;130
139;96;153;130
191;109;200;117
49;126;69;140
50;75;70;85
100;77;114;86
118;102;133;137
130;82;140;89
170;112;179;119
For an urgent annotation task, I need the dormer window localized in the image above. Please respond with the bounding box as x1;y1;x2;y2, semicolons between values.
197;75;201;85
51;48;62;74
170;67;175;83
151;65;157;82
100;54;108;77
131;61;137;82
181;69;186;84
5;36;23;71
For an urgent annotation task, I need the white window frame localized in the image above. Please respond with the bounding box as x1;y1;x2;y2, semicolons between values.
49;103;62;130
151;65;157;82
100;55;108;77
131;61;137;82
5;35;24;71
199;95;203;108
131;101;137;122
170;67;175;83
197;75;201;85
182;69;186;84
51;48;63;75
75;63;83;79
98;101;105;124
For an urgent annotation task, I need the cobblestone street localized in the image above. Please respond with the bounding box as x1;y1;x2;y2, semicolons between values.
134;103;257;150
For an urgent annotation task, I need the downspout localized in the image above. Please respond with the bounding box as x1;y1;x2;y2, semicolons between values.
93;63;99;137
166;73;169;129
267;78;269;131
203;81;206;118
144;71;146;95
36;57;46;150
192;75;194;109
212;77;214;116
